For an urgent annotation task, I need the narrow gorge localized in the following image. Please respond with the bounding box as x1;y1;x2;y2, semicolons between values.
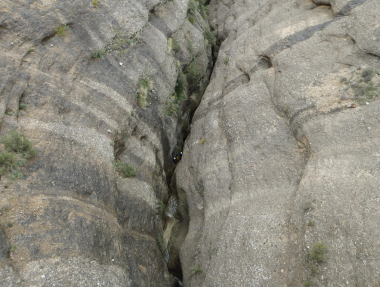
1;0;380;286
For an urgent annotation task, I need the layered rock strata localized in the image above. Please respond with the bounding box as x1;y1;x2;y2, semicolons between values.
173;0;380;286
0;0;212;285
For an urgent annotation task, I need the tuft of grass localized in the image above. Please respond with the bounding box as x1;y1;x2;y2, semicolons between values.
310;265;318;275
93;0;98;7
172;39;181;54
224;57;229;65
175;73;187;99
307;221;315;227
200;139;205;144
361;68;373;78
303;201;313;212
304;281;311;287
5;109;13;116
10;245;16;253
131;109;136;117
307;243;328;263
137;78;153;109
204;28;216;46
156;199;166;213
114;160;137;178
55;25;68;36
191;264;203;274
186;61;200;84
93;49;105;59
19;102;28;110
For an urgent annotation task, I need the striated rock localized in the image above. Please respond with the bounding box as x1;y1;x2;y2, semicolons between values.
0;0;212;285
174;0;380;286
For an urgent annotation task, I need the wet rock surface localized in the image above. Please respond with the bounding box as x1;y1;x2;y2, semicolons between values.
173;0;380;286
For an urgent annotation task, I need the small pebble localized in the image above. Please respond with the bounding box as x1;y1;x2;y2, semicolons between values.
11;43;14;45
119;62;123;66
50;44;54;47
367;127;371;130
366;102;369;105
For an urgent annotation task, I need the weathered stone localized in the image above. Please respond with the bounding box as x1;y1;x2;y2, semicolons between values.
173;0;380;286
0;0;212;285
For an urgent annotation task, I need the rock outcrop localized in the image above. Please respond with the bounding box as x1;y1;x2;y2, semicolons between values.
173;0;380;286
0;0;212;286
2;0;380;286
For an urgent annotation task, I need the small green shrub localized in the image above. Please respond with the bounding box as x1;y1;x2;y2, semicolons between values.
186;39;194;55
114;161;137;178
188;0;197;14
93;0;98;7
310;265;318;275
204;28;216;46
307;221;315;227
197;0;209;19
175;73;187;99
224;57;229;65
156;199;166;213
307;243;328;263
5;109;13;116
186;61;200;84
303;201;313;212
1;130;37;160
156;233;166;258
19;102;28;110
137;78;153;109
131;109;136;117
9;245;16;253
172;39;181;54
191;264;203;274
55;25;68;36
304;281;311;287
93;49;105;59
362;68;373;78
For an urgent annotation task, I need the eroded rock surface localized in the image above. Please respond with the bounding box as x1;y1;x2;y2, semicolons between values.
174;0;380;286
0;0;212;286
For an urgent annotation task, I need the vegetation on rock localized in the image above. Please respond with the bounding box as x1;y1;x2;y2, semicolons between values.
114;160;137;178
0;131;37;179
307;242;328;263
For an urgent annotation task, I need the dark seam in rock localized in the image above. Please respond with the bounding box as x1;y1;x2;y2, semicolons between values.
266;19;335;57
336;0;369;16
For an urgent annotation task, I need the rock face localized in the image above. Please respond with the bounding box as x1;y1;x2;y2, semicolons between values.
173;0;380;286
1;0;380;286
0;0;212;286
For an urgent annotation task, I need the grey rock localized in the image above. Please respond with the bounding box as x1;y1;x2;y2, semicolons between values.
173;0;380;286
0;0;212;285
